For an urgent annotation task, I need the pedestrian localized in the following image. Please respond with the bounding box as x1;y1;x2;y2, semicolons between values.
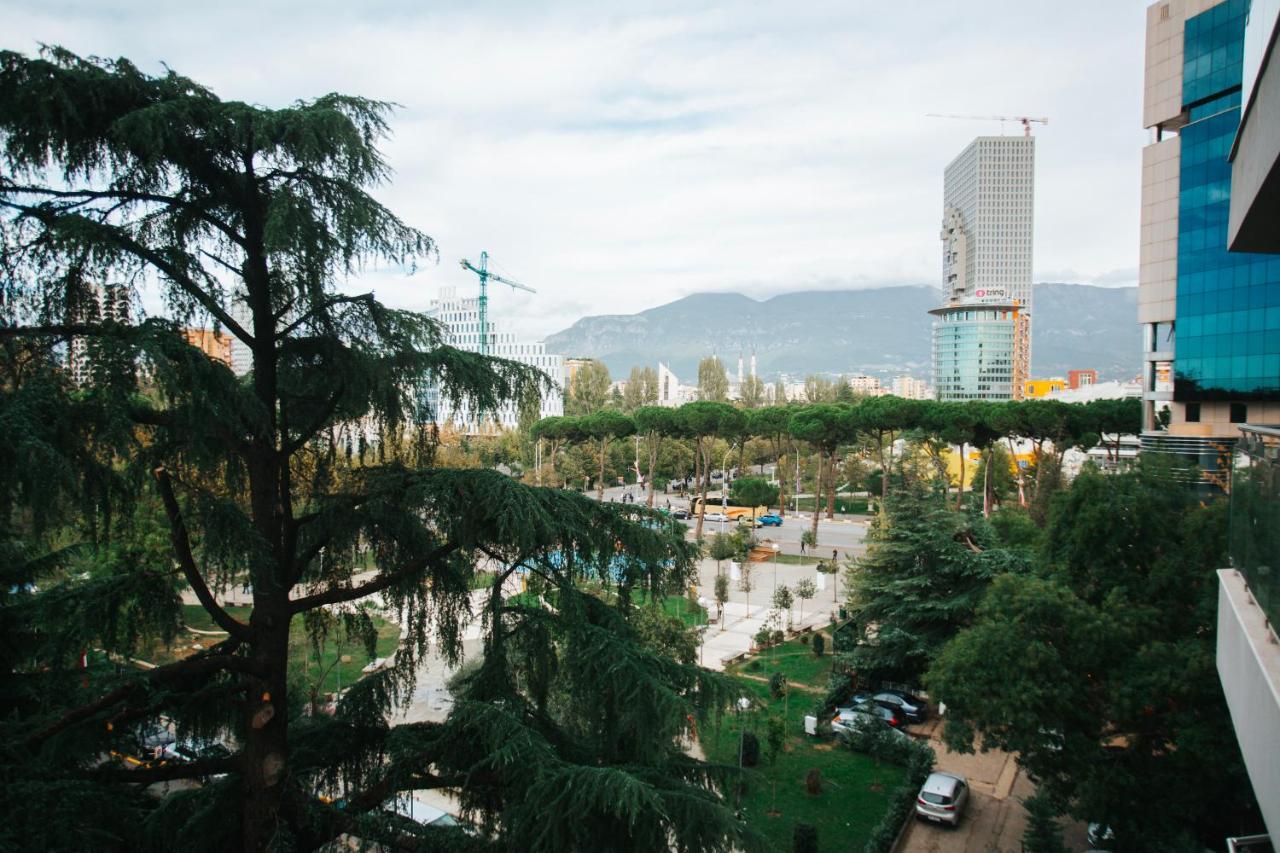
832;548;838;563
800;539;806;556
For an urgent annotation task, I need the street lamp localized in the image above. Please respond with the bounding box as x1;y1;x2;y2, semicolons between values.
771;542;780;589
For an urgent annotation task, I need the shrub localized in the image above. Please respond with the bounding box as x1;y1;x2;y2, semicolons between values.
805;767;822;795
1022;793;1070;853
860;734;935;853
740;731;760;767
745;659;762;672
771;629;785;645
812;633;825;657
754;626;773;648
793;823;819;853
799;632;811;645
768;671;788;699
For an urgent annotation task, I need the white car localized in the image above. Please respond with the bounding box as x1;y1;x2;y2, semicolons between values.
702;512;730;523
915;771;970;827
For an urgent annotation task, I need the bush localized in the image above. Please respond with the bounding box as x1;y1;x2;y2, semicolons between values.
771;629;784;645
793;823;819;853
768;671;788;699
860;735;935;853
812;633;825;657
805;767;822;795
1022;793;1070;853
754;626;773;648
740;731;760;767
745;659;762;672
799;632;811;644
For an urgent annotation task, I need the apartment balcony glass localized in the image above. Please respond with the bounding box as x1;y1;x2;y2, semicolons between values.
1229;425;1280;627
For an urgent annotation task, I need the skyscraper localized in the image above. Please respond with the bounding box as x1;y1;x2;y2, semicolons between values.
931;135;1035;401
1138;0;1280;474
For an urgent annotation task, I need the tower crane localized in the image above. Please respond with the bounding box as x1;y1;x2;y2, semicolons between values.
925;113;1049;137
459;251;536;356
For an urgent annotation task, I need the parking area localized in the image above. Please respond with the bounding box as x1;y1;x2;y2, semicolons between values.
898;719;1089;852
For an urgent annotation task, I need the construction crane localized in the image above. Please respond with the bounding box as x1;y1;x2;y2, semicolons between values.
459;251;536;356
926;113;1049;137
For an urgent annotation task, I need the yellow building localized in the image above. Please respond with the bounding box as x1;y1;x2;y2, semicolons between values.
1023;378;1066;399
944;446;1037;489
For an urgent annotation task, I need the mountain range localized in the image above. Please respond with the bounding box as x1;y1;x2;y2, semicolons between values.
545;283;1140;382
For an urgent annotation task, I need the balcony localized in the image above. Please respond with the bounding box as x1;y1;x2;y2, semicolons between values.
1219;425;1280;843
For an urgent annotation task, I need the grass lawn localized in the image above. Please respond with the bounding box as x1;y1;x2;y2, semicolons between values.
728;636;839;691
177;604;401;694
704;672;904;853
792;497;870;514
754;552;823;567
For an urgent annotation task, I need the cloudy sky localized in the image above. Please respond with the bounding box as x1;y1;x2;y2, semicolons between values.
5;0;1152;339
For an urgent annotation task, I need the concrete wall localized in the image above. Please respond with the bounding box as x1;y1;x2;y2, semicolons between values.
1216;569;1280;840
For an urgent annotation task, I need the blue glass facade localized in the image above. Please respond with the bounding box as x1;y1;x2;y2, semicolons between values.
1174;0;1280;402
932;307;1017;401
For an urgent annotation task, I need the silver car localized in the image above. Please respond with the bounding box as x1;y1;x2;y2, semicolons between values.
915;771;970;827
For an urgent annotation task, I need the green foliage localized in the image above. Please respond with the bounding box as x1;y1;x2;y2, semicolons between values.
697;356;730;402
812;634;825;658
765;714;786;767
740;731;760;767
729;476;777;509
845;481;1029;684
628;602;701;665
988;506;1043;550
800;529;817;549
926;463;1253;849
708;532;739;565
768;671;788;700
861;742;934;853
567;359;612;415
792;822;818;853
771;583;794;615
1022;792;1070;853
0;48;754;853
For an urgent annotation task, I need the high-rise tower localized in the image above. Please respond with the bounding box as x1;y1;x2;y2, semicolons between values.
931;136;1036;401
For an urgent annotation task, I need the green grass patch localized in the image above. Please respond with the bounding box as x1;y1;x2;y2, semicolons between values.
705;674;904;853
759;553;823;567
727;636;837;690
176;604;400;694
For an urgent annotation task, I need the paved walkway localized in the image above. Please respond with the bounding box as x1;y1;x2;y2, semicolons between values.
899;718;1090;852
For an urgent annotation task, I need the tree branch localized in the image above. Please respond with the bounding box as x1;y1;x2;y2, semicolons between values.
153;467;253;641
89;755;240;785
0;323;118;340
24;643;249;748
277;292;375;339
289;541;460;614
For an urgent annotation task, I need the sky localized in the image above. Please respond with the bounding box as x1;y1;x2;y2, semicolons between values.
4;0;1154;340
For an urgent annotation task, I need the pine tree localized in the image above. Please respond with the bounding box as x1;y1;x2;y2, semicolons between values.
0;48;756;852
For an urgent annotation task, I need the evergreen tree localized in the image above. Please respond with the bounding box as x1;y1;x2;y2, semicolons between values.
843;479;1027;684
568;359;612;415
0;49;755;852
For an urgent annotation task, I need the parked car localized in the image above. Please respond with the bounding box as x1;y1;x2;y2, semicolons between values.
671;508;690;519
1087;823;1116;850
831;708;910;743
737;516;763;529
847;696;905;728
869;690;929;723
915;772;970;827
703;511;729;523
758;514;783;526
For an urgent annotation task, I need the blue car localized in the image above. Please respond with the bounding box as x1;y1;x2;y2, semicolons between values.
758;514;783;527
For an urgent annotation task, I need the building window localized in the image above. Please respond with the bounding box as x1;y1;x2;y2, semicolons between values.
1185;402;1201;422
1230;403;1248;424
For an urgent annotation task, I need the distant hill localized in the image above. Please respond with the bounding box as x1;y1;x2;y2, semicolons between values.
545;283;1139;382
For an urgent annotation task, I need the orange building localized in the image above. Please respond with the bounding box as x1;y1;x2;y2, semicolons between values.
183;328;232;366
1067;369;1097;390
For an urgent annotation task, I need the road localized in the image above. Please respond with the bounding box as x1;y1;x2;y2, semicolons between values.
591;482;871;558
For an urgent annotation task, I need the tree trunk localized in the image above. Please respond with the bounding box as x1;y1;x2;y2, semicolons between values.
242;601;290;851
694;437;706;541
1007;436;1027;507
596;436;609;502
982;446;994;518
810;450;821;543
646;433;659;508
825;453;836;520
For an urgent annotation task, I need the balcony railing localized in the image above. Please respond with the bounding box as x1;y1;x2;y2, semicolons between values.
1229;425;1280;630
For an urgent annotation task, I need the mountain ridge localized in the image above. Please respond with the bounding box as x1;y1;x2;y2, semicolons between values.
545;283;1139;382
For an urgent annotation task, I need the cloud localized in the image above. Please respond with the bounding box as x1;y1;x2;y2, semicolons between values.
3;0;1152;339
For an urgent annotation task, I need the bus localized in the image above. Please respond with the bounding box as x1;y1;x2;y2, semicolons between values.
689;496;768;522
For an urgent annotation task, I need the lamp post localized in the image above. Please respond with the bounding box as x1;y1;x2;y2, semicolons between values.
771;542;780;590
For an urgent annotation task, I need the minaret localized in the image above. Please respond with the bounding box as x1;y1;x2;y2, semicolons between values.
750;351;757;379
737;354;744;387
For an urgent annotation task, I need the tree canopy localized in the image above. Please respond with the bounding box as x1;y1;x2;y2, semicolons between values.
0;49;756;853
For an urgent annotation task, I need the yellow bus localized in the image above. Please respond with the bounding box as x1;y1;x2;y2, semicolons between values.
689;496;768;521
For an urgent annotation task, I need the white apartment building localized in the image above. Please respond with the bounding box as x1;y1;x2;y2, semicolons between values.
891;375;932;400
932;135;1036;401
847;374;885;396
423;287;565;431
67;284;131;386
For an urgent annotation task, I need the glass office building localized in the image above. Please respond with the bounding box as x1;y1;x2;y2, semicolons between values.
930;305;1020;401
1173;0;1280;405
